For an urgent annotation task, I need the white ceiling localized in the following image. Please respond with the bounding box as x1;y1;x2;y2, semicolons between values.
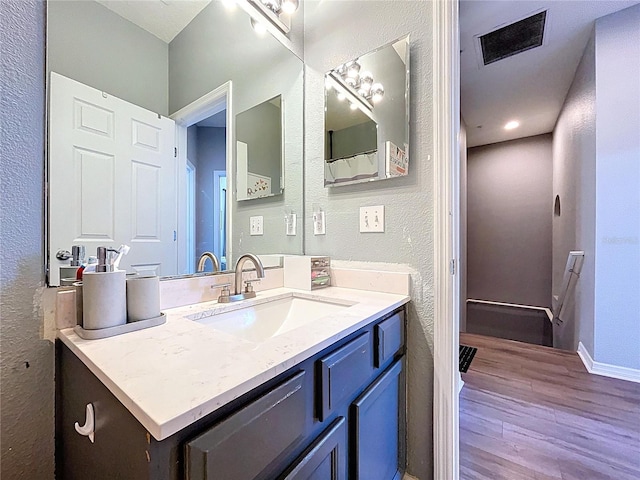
461;0;639;147
95;0;211;43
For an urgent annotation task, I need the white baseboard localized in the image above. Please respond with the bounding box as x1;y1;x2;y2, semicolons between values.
577;342;640;384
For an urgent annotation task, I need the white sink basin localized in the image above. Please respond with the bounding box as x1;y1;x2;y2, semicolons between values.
192;296;353;343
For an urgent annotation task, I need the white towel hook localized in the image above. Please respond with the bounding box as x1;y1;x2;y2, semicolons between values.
74;403;95;443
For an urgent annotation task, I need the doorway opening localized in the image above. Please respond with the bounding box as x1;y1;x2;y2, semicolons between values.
171;82;233;275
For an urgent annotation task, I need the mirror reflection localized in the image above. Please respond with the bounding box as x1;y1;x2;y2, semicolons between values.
237;95;283;201
46;0;304;286
324;35;410;187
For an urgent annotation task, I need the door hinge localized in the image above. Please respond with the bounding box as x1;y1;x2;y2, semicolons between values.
174;147;177;157
450;259;456;275
173;230;177;241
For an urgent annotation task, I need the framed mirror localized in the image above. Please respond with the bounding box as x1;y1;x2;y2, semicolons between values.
46;0;304;286
324;35;410;187
237;95;284;201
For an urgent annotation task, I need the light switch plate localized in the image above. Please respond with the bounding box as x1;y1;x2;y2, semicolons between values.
286;214;296;236
250;216;264;235
313;211;326;235
359;206;384;233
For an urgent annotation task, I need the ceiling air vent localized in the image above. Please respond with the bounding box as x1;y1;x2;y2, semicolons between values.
480;11;547;65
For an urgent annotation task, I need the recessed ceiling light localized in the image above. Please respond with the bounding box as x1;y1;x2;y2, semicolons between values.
504;120;520;130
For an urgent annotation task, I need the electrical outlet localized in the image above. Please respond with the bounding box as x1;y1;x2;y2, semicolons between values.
359;205;384;233
250;216;264;235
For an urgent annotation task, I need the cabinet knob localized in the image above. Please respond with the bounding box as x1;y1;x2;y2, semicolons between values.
74;403;95;443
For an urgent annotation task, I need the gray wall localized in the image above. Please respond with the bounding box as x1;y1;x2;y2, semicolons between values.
304;2;434;477
593;4;640;370
237;100;282;194
330;121;378;160
467;135;553;307
47;0;169;115
552;32;596;352
459;118;468;332
0;0;55;478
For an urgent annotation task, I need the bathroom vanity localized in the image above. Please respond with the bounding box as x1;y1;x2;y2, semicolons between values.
56;287;408;480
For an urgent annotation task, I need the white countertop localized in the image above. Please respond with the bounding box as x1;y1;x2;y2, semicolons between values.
58;287;409;441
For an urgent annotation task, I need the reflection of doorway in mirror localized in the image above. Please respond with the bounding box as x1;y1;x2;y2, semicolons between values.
186;160;196;273
214;171;227;270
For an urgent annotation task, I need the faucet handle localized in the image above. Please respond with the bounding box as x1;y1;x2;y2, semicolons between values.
214;282;232;303
243;279;260;294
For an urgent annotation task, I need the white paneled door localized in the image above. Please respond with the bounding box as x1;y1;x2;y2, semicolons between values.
49;73;177;286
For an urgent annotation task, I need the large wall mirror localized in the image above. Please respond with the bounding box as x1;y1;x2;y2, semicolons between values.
324;35;410;187
46;0;304;286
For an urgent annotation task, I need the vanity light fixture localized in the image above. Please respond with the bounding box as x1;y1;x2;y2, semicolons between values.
504;120;520;130
330;62;384;108
247;0;300;35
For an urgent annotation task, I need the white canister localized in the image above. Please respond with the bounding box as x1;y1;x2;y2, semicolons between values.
82;271;127;330
126;276;160;322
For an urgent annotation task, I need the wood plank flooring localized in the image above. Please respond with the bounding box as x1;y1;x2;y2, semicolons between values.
459;333;640;480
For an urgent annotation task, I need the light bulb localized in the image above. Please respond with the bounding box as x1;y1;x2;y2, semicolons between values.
360;71;373;86
346;60;361;79
345;76;357;88
325;77;333;91
281;0;299;14
350;102;358;111
337;92;346;101
250;17;267;35
261;0;281;13
371;83;384;103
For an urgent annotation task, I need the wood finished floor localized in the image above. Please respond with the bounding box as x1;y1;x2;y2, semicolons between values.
459;333;640;480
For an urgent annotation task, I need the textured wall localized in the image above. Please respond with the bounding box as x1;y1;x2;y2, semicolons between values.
593;4;640;370
303;2;434;477
0;0;55;478
552;32;596;352
467;135;553;308
47;0;169;115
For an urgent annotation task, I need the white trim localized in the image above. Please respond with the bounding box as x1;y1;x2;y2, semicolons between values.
170;82;234;271
467;298;553;323
433;1;460;479
577;342;640;384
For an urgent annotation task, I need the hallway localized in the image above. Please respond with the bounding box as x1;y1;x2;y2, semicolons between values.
459;333;640;479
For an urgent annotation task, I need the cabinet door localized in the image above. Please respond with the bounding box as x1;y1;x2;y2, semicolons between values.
352;360;403;480
318;332;373;421
281;418;347;480
185;371;306;480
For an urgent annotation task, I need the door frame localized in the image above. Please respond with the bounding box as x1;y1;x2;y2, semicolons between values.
432;0;461;479
171;82;233;274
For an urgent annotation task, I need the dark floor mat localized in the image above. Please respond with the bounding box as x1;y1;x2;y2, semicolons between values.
459;345;478;373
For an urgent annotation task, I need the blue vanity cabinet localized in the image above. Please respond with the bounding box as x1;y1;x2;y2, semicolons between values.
56;306;406;480
280;418;348;480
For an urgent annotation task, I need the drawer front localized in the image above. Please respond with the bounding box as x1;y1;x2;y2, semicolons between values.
352;360;403;480
375;312;404;368
318;332;373;421
281;417;347;480
185;371;306;480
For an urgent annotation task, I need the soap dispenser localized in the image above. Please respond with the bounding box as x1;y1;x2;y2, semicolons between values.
81;246;126;330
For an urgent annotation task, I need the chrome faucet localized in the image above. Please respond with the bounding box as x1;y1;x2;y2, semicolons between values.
197;252;221;273
218;253;265;303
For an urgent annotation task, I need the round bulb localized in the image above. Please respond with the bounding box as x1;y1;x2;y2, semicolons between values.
504;120;520;130
349;102;358;111
250;17;267;35
261;0;281;13
346;60;361;78
281;0;299;14
360;71;373;86
371;83;384;103
337;92;346;101
345;76;357;88
325;78;333;91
